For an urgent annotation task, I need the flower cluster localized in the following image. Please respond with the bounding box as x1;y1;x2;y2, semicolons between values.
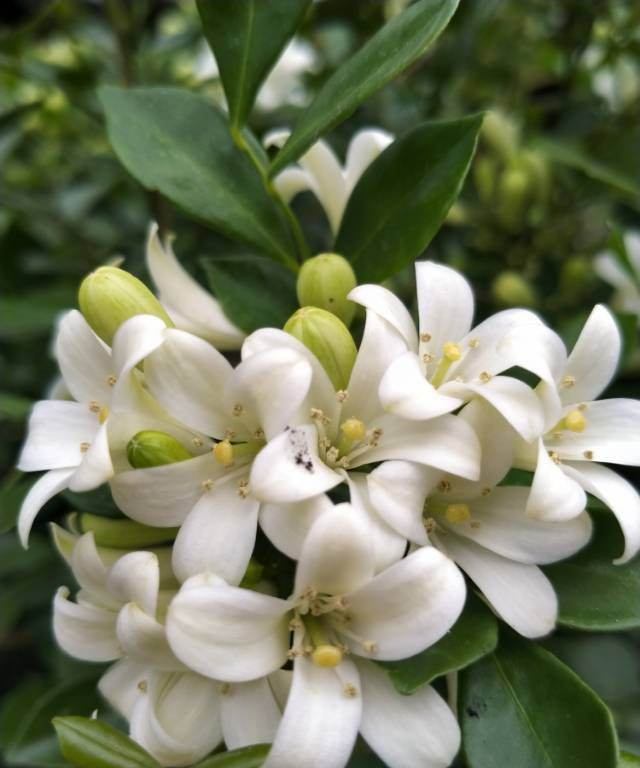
17;138;640;768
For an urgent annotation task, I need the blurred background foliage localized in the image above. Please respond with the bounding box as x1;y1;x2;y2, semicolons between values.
0;0;639;765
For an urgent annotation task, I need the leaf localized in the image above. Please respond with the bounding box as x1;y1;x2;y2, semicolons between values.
382;592;498;694
0;473;34;534
335;115;482;282
202;254;298;333
98;87;296;266
544;509;640;631
194;744;270;768
53;717;160;768
269;0;460;174
0;391;33;421
460;634;619;768
197;0;311;131
620;753;640;766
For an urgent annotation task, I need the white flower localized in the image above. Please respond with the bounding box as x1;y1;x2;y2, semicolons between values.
53;531;284;767
166;506;464;768
195;37;318;111
362;400;592;638
17;311;192;546
146;223;245;350
266;127;393;234
354;260;567;441
517;304;640;564
595;231;640;321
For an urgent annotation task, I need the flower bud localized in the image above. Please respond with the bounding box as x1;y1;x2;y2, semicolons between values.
127;430;192;469
497;166;530;229
284;307;357;391
482;110;519;161
69;511;179;548
78;266;173;345
296;253;358;326
492;271;537;308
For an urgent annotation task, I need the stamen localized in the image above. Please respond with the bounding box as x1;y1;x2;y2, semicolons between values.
420;332;432;342
253;427;265;440
88;401;100;413
468;338;480;349
422;353;434;364
481;487;492;496
561;375;576;389
336;390;349;403
437;480;452;494
548;450;561;464
431;343;463;387
445;503;471;524
311;408;331;425
577;403;587;412
583;450;594;460
368;427;383;447
192;437;204;448
343;684;358;698
232;403;244;417
80;442;91;453
201;479;215;492
213;439;234;467
564;410;587;432
443;342;462;361
107;375;117;387
224;429;237;439
237;479;250;498
219;683;231;695
137;680;148;693
479;371;492;383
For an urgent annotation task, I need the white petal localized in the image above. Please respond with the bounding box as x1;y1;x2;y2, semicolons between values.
250;425;342;503
259;495;334;560
18;468;75;547
272;166;313;202
348;284;418;350
55;310;113;404
439;534;557;638
146;222;245;350
229;348;312;441
166;578;291;682
495;323;567;385
68;421;114;492
562;304;620;403
99;658;147;720
565;461;640;564
379;352;464;420
344;129;393;193
262;657;361;768
130;671;222;767
294;504;375;596
172;481;259;585
116;603;179;669
144;328;235;437
69;532;117;609
53;586;120;661
220;678;281;750
345;547;466;660
358;660;460;768
367;461;435;545
106;551;159;616
111;314;167;379
526;439;587;521
297;139;347;234
545;398;640;465
415;261;474;360
110;453;224;526
18;400;97;472
445;486;592;565
442;375;544;442
352;414;481;482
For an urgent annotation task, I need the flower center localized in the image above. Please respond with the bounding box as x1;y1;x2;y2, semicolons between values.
550;406;588;436
310;409;382;469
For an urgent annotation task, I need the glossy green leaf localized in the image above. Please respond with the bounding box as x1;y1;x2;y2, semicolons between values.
98;87;296;266
194;744;270;768
53;717;160;768
202;254;298;333
197;0;311;131
460;634;618;768
382;592;498;694
335;115;482;282
269;0;460;175
544;509;640;631
0;473;33;534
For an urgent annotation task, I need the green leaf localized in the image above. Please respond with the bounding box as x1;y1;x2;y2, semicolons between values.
202;254;298;333
620;753;640;766
382;592;498;694
0;391;33;421
98;87;296;266
335;115;482;282
0;473;34;534
197;0;311;131
544;509;640;631
269;0;460;175
53;717;160;768
608;222;640;289
460;634;618;768
194;744;270;768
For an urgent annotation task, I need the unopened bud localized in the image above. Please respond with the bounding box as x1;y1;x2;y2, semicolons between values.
482;110;519;161
127;430;192;469
497;166;530;229
70;511;178;548
79;266;173;345
284;307;357;391
296;253;357;326
492;271;537;308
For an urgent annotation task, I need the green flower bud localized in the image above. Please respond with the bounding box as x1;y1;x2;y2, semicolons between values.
296;253;358;326
240;558;265;588
78;266;173;345
492;271;537;307
127;430;192;469
497;166;530;230
68;511;179;549
482;110;520;161
473;155;497;204
284;307;357;391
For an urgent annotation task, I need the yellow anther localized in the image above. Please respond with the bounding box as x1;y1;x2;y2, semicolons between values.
481;487;492;496
107;375;117;387
583;450;594;460
232;403;244;417
445;503;471;524
422;353;434;364
561;375;576;389
80;442;91;453
468;338;480;349
564;410;587;432
98;406;110;424
437;480;452;494
312;644;343;668
88;401;100;413
420;332;432;342
336;389;349;403
363;640;378;654
237;479;250;498
479;371;492;383
219;683;231;695
340;418;366;442
343;684;358;698
548;450;561;464
137;680;148;693
213;439;234;467
201;479;215;492
443;342;462;362
192;437;204;447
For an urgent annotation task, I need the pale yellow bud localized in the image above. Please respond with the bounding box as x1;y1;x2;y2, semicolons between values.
492;271;537;308
127;430;192;469
296;253;357;326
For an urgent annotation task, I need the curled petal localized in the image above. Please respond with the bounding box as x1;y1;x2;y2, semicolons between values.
53;587;120;662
